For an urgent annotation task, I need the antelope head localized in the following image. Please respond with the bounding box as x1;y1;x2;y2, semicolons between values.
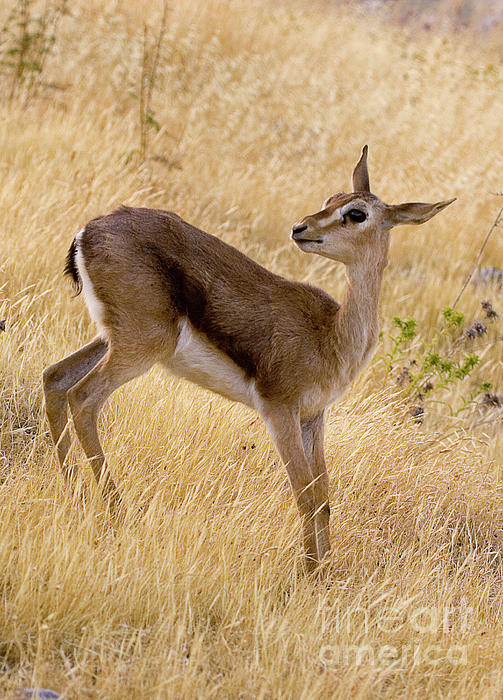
291;145;455;267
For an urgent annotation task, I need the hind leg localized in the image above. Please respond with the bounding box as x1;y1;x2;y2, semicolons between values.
43;337;108;481
67;348;152;508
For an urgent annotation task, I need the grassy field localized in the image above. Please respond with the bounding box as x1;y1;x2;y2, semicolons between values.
1;0;503;697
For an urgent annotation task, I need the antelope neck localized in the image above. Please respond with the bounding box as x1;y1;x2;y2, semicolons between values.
334;248;389;368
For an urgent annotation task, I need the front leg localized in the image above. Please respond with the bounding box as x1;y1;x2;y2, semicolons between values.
301;412;330;562
259;402;322;573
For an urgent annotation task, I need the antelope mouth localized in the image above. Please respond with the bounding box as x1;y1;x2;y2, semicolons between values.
291;226;322;245
291;233;323;245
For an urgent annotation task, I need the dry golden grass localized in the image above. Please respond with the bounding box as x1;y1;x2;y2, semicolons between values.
2;0;503;697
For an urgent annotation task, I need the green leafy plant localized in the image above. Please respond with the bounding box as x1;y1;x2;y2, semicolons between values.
380;303;499;421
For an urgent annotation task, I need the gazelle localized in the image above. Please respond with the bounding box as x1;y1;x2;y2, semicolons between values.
43;147;454;572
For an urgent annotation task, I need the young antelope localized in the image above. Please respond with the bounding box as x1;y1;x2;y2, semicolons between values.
43;147;454;572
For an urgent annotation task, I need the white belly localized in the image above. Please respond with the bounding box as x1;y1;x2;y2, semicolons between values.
163;319;258;408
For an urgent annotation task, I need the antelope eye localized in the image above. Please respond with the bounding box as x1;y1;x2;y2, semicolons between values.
347;209;366;223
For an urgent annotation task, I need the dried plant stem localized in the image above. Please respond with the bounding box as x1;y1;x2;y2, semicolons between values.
139;23;148;158
139;0;168;159
452;203;503;309
9;0;29;100
146;0;168;116
30;0;67;97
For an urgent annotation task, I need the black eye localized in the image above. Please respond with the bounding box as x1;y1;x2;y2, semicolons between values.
347;209;366;223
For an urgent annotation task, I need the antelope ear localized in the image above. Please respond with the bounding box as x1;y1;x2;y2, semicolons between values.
352;145;370;193
386;198;456;227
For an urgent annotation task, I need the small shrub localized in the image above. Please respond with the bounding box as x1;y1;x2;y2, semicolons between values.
379;302;500;423
0;0;67;101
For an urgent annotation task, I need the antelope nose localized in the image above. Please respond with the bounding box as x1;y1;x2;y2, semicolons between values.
291;223;308;239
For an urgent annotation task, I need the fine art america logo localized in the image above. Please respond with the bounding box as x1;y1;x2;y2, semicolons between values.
319;599;472;669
